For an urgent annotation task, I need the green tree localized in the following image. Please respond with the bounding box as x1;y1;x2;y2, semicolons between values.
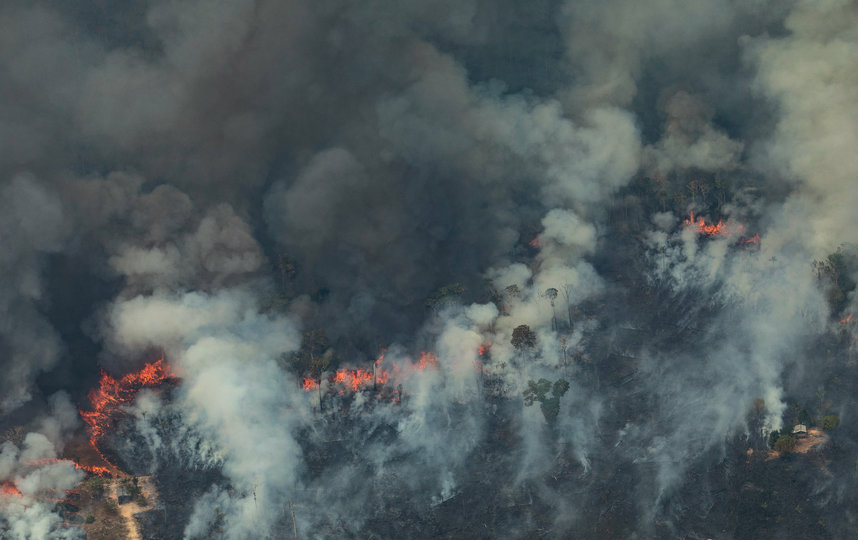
816;248;857;314
544;288;559;330
553;379;570;397
523;378;570;426
523;379;552;406
504;284;521;298
511;325;537;351
774;435;796;453
768;429;781;449
426;283;466;309
821;415;840;431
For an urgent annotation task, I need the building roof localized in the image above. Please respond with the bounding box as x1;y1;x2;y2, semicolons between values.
792;424;808;434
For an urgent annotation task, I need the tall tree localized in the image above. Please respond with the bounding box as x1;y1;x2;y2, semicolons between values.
511;325;537;351
545;288;558;330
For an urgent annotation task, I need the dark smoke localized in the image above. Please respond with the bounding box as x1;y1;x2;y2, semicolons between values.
2;0;858;538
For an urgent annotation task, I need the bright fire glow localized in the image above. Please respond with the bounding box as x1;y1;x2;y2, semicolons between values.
684;212;726;236
333;369;374;391
739;233;761;246
23;457;112;478
303;350;440;396
1;482;21;498
841;314;853;325
78;357;176;475
417;351;439;370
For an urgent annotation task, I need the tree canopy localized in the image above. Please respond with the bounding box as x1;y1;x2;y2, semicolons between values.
523;377;570;426
511;324;537;350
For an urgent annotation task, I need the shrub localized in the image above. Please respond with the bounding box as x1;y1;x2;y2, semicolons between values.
85;515;95;524
774;435;796;453
768;429;780;448
822;415;840;431
103;500;119;514
85;476;106;493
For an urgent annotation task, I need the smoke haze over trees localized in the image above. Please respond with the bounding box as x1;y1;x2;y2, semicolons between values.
2;0;858;538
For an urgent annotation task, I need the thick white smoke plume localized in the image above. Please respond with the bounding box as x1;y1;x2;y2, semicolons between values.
0;394;84;539
2;0;858;537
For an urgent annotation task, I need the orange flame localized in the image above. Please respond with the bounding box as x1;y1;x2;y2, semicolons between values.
841;314;853;325
332;369;374;391
23;458;112;478
417;351;439;370
1;482;22;497
302;350;441;396
684;212;726;236
477;344;491;357
74;463;113;477
529;236;540;248
78;357;176;474
739;233;760;246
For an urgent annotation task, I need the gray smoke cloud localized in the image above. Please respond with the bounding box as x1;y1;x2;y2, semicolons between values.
0;175;67;413
0;393;84;539
2;0;858;537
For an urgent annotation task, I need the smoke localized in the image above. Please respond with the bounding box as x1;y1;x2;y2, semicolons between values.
749;0;858;254
2;0;858;537
0;394;84;539
0;175;67;413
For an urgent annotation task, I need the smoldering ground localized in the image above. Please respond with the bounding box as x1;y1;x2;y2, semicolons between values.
2;0;858;538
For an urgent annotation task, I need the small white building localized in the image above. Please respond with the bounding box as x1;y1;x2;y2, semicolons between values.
792;424;808;438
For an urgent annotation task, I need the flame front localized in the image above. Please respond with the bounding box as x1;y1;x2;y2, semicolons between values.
78;357;176;474
685;212;726;236
303;350;440;396
1;481;21;498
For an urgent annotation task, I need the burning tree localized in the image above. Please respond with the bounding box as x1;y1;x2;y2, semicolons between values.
290;329;331;409
79;357;176;474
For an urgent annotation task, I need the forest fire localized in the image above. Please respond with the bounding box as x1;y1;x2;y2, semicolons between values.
302;351;440;396
739;233;761;246
1;482;22;498
22;457;112;478
78;357;176;474
416;351;439;370
685;212;726;236
333;369;374;391
841;314;853;325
